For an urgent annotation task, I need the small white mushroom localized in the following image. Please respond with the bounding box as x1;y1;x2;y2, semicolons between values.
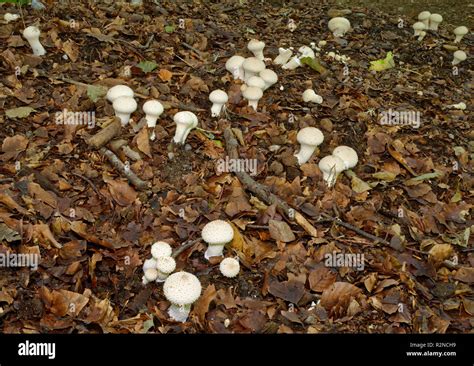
413;22;426;37
143;100;164;141
418;11;431;28
106;85;134;103
247;39;265;61
163;272;202;322
452;50;467;65
328;17;351;37
302;89;323;104
202;220;234;260
209;90;228;117
173;111;198;144
151;241;172;259
112;96;137;126
242;86;263;110
294;127;324;165
22;26;46;56
418;31;427;41
318;155;346;187
246;76;266;90
429;14;443;31
225;55;245;81
259;69;278;90
453;26;469;43
282;56;302;70
298;45;315;59
142;268;159;285
155;256;176;282
4;13;20;23
219;257;240;278
242;57;266;82
332;146;358;170
273;48;293;65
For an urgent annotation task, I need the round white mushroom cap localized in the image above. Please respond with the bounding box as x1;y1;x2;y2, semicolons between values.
452;50;467;65
219;257;240;278
173;111;199;144
418;11;431;26
225;55;245;80
163;271;202;306
318;155;346;186
297;127;324;147
412;22;426;36
328;17;351;37
429;14;443;30
143;258;157;271
273;48;293;65
332;145;358;169
107;85;134;103
242;86;263;110
4;13;20;23
151;241;172;259
156;256;176;275
259;69;278;90
247;76;266;90
143;100;164;119
112;96;137;125
144;268;159;282
202;219;234;245
247;39;265;60
209;89;228;104
242;57;266;81
453;26;469;43
298;45;315;59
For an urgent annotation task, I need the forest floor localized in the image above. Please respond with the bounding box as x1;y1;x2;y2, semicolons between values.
0;0;472;334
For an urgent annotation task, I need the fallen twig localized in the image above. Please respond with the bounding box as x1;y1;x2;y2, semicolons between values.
172;238;201;258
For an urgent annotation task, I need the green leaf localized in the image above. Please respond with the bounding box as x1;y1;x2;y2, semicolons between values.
137;60;158;73
213;140;223;148
87;85;107;103
2;0;30;4
369;51;395;72
300;57;327;74
5;106;35;119
406;171;443;185
164;25;175;33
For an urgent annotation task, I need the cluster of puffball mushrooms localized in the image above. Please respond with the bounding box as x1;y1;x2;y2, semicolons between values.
141;220;239;322
412;11;469;65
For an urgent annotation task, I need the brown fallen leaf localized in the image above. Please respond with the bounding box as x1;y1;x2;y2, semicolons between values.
158;69;173;82
308;266;337;292
1;134;28;161
320;282;364;319
268;219;296;243
193;284;217;327
428;244;453;266
268;278;305;304
134;126;151;158
454;267;474;284
70;221;116;249
107;180;137;206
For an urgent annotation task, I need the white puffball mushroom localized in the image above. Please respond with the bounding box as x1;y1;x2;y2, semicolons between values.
22;26;46;56
318;155;345;187
219;257;240;278
273;48;292;65
247;39;265;61
112;96;137;126
259;69;278;90
173;111;198;144
282;56;302;70
242;86;263;110
164;272;202;323
156;256;177;282
294;127;324;165
298;45;315;59
453;26;468;43
452;50;467;65
142;268;159;285
413;22;426;37
247;76;266;90
143;258;157;271
209;90;228;117
151;241;172;259
418;11;431;28
225;55;245;81
429;14;443;31
202;220;234;260
302;89;323;104
106;85;134;103
143;100;164;141
332;146;358;170
242;57;266;82
418;31;427;41
449;102;466;110
4;13;20;23
328;17;351;38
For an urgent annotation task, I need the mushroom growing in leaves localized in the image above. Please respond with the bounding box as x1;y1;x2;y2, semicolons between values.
418;11;431;27
202;220;234;260
142;268;159;285
294;127;324;165
164;272;202;323
452;50;467;65
242;86;263;110
4;13;20;23
151;241;172;259
155;256;176;282
225;55;245;80
318;155;345;187
453;26;468;43
259;69;278;90
246;76;266;90
302;89;323;104
143;100;164;141
273;48;292;65
242;57;266;82
429;14;443;31
332;146;358;170
220;257;240;278
173;111;198;144
106;85;134;103
112;96;137;126
328;17;351;37
22;26;46;56
412;22;426;37
282;56;302;70
247;39;265;60
209;90;228;117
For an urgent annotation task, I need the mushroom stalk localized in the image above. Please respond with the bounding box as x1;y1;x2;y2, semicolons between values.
204;244;225;259
295;145;317;165
23;26;46;56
